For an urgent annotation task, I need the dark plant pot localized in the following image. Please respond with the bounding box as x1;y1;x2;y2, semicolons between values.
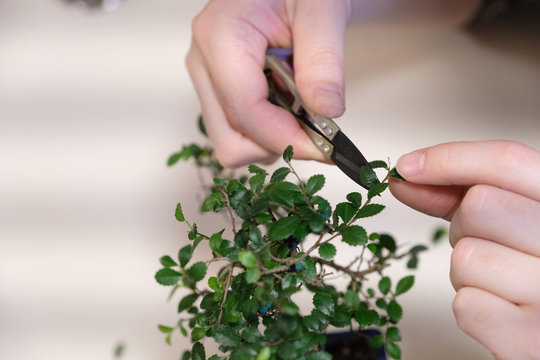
325;329;386;360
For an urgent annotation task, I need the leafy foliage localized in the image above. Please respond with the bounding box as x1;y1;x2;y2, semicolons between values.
156;120;429;360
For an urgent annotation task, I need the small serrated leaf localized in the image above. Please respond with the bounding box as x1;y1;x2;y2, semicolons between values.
160;255;178;268
395;275;415;296
178;245;193;268
367;182;389;199
306;174;325;196
155;268;182;286
340;225;368;246
245;267;261;284
355;203;385;219
187;262;207;282
335;202;356;223
318;243;336;260
178;293;199;312
238;251;258;268
369;160;388;169
359;165;380;188
268;215;300;241
158;324;174;334
378;276;391;295
283;145;294;163
175;202;185;222
389;167;404;180
386;342;402;360
270;167;291;183
387;300;403;323
192;342;206;360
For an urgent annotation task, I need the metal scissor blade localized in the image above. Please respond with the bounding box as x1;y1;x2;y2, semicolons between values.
329;130;374;190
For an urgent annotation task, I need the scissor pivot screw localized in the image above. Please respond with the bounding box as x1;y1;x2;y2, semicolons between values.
321;122;327;129
317;140;324;147
323;145;330;153
327;128;333;136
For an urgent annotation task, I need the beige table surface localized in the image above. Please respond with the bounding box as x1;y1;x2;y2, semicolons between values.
1;1;539;359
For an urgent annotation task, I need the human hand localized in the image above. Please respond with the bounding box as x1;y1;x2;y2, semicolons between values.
389;140;540;359
186;0;351;167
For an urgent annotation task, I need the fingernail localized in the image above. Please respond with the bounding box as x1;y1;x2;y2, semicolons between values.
312;86;345;117
397;151;425;178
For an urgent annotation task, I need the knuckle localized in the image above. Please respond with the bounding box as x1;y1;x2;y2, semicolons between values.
450;237;477;283
453;287;490;331
495;141;529;174
213;146;246;169
459;184;492;218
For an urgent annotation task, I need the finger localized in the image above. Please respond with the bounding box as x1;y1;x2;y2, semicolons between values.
396;141;540;202
453;286;533;359
186;45;274;167
292;0;350;118
449;184;540;256
388;177;465;221
195;5;325;163
450;237;540;305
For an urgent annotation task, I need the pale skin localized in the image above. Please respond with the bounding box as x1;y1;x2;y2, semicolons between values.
186;1;540;358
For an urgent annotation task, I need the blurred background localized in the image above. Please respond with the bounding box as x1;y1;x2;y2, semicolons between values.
1;1;538;359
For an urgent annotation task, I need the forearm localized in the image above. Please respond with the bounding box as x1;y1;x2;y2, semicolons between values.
350;0;482;29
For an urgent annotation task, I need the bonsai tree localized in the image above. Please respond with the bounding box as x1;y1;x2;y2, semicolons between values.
156;120;427;360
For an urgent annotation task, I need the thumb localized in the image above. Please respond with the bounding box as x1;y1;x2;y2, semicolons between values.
292;0;350;118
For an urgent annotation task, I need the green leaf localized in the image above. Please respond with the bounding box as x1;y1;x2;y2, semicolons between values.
343;290;360;310
340;225;368;246
283;145;294;162
306;351;332;360
209;232;223;253
249;172;266;192
367;182;389;199
256;347;271;360
303;308;327;331
242;326;263;344
192;327;206;341
313;292;335;317
306;174;325;195
378;276;391;295
175;202;185;222
318;243;336;260
158;324;174;333
359;165;380;188
270;167;291;183
355;203;385;219
280;300;299;316
395;275;415;296
198;114;208;136
248;164;265;174
192;342;206;360
160;255;177;268
167;152;183;166
214;326;241;347
369;160;388;169
386;326;402;342
354;309;379;327
379;234;397;252
346;192;363;207
268;215;300;241
433;227;448;243
178;293;199;312
201;192;225;212
208;277;220;291
187;262;207;282
335;202;356;223
155;268;182;286
238;251;258;268
181;351;191;360
388;167;404;181
245;267;261;284
266;181;302;207
386;342;402;360
387;300;403;323
301;257;317;280
178;245;193;268
371;334;384;348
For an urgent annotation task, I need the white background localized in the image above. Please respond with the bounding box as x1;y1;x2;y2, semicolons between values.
1;1;539;359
